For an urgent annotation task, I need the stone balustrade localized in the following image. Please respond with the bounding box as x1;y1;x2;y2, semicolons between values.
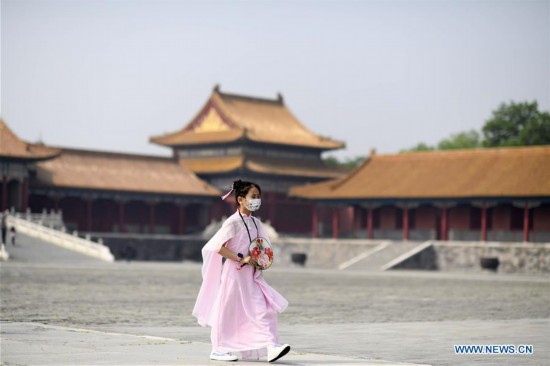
6;214;114;262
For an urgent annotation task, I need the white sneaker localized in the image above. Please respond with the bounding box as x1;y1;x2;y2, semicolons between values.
267;343;290;362
210;352;238;361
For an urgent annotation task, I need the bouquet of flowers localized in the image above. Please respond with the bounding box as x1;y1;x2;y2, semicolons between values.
248;237;274;270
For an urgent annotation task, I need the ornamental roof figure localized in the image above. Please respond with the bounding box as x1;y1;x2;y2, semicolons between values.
150;86;345;151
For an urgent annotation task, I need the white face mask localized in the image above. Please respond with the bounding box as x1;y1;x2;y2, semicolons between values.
245;198;261;212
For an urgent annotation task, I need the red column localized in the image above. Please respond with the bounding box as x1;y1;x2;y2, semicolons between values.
367;207;373;239
352;206;360;233
21;177;29;211
481;203;487;241
403;204;409;241
441;205;447;241
332;208;339;239
523;203;529;242
86;199;93;231
118;201;126;233
178;204;186;235
149;202;156;234
311;203;318;239
1;176;7;211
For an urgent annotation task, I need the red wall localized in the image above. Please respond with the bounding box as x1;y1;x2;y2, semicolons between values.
449;206;470;229
92;199;118;232
156;202;179;233
28;194;56;213
491;205;511;230
415;206;437;229
533;204;550;230
379;207;397;229
59;197;86;231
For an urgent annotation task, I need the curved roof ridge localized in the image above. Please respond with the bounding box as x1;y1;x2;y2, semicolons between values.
150;93;244;146
150;86;345;150
328;156;373;191
393;145;550;159
215;88;284;105
0;119;60;161
52;145;176;162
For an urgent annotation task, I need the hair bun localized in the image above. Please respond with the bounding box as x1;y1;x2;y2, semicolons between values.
232;179;242;189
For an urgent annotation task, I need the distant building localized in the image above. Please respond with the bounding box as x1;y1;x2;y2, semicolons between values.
290;147;550;242
2;84;347;236
150;86;347;234
0;119;220;234
0;119;60;212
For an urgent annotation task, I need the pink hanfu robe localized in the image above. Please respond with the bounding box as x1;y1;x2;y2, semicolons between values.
192;210;288;358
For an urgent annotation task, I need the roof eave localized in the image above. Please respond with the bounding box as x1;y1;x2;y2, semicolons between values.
286;195;550;204
31;183;221;198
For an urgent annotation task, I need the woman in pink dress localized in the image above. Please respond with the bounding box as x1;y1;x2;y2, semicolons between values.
192;180;290;362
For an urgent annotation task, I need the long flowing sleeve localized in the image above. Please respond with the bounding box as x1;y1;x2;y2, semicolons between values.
192;217;237;327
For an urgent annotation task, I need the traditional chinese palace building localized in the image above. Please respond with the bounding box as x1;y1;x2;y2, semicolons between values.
10;85;547;243
150;86;346;233
0;119;60;212
290;146;550;243
1;119;220;234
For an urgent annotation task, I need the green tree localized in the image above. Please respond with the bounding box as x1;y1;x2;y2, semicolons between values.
519;113;550;145
323;156;341;168
323;155;367;170
437;130;480;150
482;101;550;147
402;101;549;153
401;142;435;152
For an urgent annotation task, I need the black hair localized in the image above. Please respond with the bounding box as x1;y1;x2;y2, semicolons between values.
232;179;261;207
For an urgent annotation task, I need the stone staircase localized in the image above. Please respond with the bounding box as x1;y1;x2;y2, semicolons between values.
339;241;431;271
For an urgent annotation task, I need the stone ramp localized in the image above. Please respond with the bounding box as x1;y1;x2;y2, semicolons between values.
3;232;108;264
8;215;114;261
340;241;427;271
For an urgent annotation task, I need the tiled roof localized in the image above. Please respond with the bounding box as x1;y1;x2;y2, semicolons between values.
290;146;550;200
180;155;345;179
180;156;245;174
245;158;345;179
150;87;345;150
34;147;221;196
0;119;60;160
153;129;245;146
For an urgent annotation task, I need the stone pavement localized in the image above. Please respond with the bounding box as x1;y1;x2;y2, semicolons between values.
1;233;549;365
2;322;430;366
2;318;548;365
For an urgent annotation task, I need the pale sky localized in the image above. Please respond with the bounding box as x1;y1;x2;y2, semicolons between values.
2;0;549;160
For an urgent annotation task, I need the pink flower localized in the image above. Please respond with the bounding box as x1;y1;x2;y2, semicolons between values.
251;246;261;261
265;248;274;261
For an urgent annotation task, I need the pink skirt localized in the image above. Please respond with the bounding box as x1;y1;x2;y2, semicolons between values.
210;260;288;357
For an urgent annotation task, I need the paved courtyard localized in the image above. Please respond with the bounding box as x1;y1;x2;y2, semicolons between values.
1;234;549;365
